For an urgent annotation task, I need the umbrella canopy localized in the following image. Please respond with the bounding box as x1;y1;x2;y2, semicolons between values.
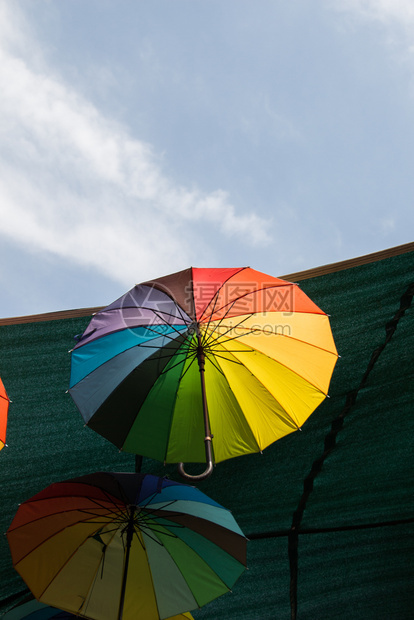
7;472;246;620
69;267;338;479
0;377;10;450
3;600;80;619
3;600;194;620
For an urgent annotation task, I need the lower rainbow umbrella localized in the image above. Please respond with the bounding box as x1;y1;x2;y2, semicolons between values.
3;600;76;620
0;377;10;450
7;472;246;620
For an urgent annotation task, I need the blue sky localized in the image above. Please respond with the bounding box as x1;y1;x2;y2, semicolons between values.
1;0;413;318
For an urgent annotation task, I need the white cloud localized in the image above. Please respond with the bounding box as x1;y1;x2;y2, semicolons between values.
330;0;414;97
336;0;414;23
0;1;271;288
332;0;414;39
377;217;396;235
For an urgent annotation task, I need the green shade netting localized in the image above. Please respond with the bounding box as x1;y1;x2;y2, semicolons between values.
1;250;413;618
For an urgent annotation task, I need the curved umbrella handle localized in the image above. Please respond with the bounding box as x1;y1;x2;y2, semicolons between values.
177;460;214;481
177;435;214;481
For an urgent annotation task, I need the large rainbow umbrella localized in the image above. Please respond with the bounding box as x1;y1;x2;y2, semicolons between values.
69;267;338;480
7;472;246;620
0;377;10;450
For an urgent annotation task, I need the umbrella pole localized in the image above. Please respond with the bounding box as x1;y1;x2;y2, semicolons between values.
118;505;136;620
178;327;214;482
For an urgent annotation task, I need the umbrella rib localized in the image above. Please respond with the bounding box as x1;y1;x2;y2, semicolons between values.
136;490;189;516
85;496;123;514
199;283;225;337
275;332;339;356
203;312;256;345
136;519;183;540
203;351;228;377
158;348;197;379
140;498;179;515
213;318;338;357
168;351;198;379
200;298;247;346
201;283;295;320
164;297;194;325
8;495;126;535
156;353;190;377
21;505;146;611
79;526;122;620
209;330;257;347
135;524;165;546
208;348;254;353
128;299;192;334
143;520;185;530
100;305;189;324
135;505;188;546
222;338;338;394
202;318;258;349
220;341;332;417
71;485;135;523
198;270;247;325
76;510;130;528
132;348;189;361
75;509;120;520
205;351;246;367
233;328;340;359
133;323;188;345
213;349;302;437
137;489;168;510
83;491;130;517
27;518;121;604
150;308;192;339
76;305;189;346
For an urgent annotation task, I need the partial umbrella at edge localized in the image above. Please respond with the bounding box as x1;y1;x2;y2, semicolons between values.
7;472;246;620
3;600;194;620
0;377;10;450
69;267;338;480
